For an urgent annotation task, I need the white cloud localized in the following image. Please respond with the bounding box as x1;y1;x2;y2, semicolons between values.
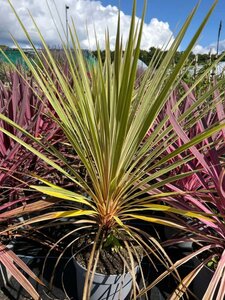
192;40;225;55
142;18;173;50
193;44;215;55
1;0;174;50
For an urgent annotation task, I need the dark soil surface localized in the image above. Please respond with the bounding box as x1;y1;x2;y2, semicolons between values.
75;235;143;275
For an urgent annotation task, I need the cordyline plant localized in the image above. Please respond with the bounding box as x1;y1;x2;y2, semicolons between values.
1;0;225;299
0;68;64;299
142;78;225;299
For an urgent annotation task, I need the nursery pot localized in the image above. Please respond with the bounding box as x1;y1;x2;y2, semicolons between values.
192;256;217;300
164;225;193;250
73;257;139;300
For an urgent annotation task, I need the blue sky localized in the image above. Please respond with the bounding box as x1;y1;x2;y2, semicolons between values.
101;0;224;51
1;0;224;53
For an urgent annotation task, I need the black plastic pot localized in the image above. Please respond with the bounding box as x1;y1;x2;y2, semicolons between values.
0;238;77;300
192;258;216;300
